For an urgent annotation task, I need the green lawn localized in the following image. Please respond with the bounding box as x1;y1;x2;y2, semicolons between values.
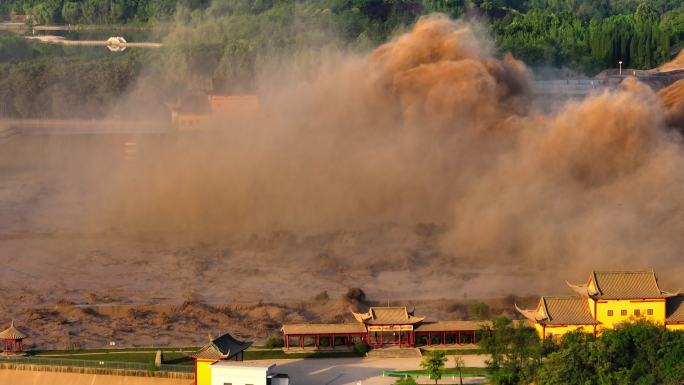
30;347;362;364
32;347;199;355
32;351;195;365
386;367;488;376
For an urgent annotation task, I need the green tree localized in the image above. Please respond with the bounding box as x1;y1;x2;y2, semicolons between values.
538;322;684;385
468;302;491;320
478;317;542;385
420;350;447;384
454;356;466;385
61;1;81;23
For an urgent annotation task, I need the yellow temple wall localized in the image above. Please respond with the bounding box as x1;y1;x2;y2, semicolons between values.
535;323;594;340
594;299;666;329
666;323;684;331
196;359;215;385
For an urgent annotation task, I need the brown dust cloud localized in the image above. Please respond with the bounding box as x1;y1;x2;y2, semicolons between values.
4;15;684;306
104;15;684;287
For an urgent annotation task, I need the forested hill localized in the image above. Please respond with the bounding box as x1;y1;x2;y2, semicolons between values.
1;1;683;118
2;0;683;73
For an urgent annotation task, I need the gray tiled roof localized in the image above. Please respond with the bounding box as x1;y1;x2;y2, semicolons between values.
414;321;489;332
281;323;367;335
569;270;675;300
0;321;27;340
667;295;684;323
543;297;598;325
352;307;425;325
188;332;252;360
517;297;598;325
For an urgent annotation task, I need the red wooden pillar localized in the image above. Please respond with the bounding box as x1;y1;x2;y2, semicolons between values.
299;335;304;348
428;333;432;346
443;332;446;345
331;334;335;348
473;331;476;344
315;335;320;349
285;335;289;350
458;331;461;345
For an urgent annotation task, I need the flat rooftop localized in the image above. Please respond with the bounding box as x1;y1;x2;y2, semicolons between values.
211;361;275;370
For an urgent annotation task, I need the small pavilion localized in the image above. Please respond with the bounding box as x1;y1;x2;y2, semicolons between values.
188;332;253;385
0;320;28;356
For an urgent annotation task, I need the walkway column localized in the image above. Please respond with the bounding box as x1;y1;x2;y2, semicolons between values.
285;335;289;350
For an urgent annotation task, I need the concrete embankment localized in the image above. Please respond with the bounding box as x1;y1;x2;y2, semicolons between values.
0;370;192;385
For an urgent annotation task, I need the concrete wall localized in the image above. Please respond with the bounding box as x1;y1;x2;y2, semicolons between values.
211;366;269;385
0;370;193;385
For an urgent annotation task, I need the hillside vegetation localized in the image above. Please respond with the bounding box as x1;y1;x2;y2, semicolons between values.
1;0;683;118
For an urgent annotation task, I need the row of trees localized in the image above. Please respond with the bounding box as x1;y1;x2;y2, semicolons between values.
0;36;151;118
493;2;683;72
0;1;682;72
0;0;182;24
479;318;684;385
156;0;683;91
1;0;683;118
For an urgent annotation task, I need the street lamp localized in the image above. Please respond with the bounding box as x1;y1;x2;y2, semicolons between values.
618;61;623;76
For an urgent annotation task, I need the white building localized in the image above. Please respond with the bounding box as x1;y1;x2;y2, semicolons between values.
210;361;290;385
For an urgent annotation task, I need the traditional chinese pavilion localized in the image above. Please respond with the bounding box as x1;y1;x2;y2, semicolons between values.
188;332;252;385
281;306;488;349
0;320;28;356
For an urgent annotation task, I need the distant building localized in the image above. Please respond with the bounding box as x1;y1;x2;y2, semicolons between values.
169;94;259;131
211;362;289;385
517;270;684;341
188;332;252;385
281;306;489;350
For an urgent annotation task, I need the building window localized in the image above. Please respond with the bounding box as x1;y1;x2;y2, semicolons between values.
647;309;653;316
634;309;641;316
607;310;614;316
621;309;627;316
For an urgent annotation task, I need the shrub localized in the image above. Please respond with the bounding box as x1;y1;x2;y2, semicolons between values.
353;342;370;355
468;302;491;320
265;336;284;349
395;376;418;385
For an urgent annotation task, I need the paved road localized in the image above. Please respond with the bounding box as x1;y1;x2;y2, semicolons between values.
255;354;489;385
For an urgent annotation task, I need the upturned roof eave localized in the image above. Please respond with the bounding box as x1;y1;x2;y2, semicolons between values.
515;303;546;323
